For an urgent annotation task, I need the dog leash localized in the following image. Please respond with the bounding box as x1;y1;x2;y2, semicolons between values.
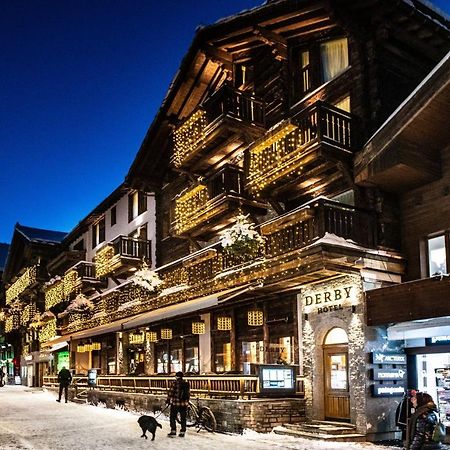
153;404;169;419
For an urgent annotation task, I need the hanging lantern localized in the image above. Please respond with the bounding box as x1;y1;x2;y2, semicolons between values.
248;308;264;326
91;342;101;351
192;320;205;335
217;316;232;331
77;344;86;353
146;331;158;343
160;328;173;340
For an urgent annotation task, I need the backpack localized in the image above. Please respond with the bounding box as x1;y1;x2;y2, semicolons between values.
432;413;446;443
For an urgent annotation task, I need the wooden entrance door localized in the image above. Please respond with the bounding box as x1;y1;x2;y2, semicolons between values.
323;344;350;420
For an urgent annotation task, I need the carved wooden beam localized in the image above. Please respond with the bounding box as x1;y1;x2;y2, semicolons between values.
252;25;288;61
201;44;233;72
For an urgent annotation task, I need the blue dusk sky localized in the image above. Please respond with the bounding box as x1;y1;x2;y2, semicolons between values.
1;0;449;244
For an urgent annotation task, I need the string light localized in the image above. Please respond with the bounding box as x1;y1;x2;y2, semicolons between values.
172;109;208;168
6;265;38;304
95;245;115;278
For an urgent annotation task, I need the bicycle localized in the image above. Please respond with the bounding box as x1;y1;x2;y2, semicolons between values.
176;397;217;432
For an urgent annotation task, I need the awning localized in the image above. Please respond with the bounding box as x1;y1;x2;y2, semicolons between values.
387;316;450;340
42;284;252;346
122;285;250;330
48;341;69;352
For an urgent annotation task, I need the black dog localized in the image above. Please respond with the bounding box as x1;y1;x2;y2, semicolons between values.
138;415;162;441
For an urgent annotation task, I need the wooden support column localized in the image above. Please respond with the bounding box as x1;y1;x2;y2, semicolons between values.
230;308;237;372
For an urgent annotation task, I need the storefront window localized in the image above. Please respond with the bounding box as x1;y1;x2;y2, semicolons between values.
267;337;293;364
215;342;232;373
156;346;169;374
170;347;182;373
184;346;199;374
241;341;264;374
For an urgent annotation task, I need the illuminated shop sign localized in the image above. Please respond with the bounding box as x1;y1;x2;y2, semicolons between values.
302;277;360;315
372;383;405;397
372;368;406;381
371;352;406;364
426;336;450;346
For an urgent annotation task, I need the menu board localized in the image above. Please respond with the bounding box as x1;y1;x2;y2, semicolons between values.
435;368;450;422
258;364;296;395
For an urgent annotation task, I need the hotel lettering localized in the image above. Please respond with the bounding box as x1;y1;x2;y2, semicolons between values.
303;285;353;314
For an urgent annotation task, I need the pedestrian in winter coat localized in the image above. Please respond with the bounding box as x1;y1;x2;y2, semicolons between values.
166;371;190;438
406;392;442;450
56;367;72;403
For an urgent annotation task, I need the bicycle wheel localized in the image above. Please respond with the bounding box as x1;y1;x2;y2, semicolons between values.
176;402;197;427
198;406;216;432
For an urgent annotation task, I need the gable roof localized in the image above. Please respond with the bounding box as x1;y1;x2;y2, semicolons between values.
15;223;67;245
0;243;9;271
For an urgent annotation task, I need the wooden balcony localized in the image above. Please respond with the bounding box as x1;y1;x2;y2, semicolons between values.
245;101;356;201
171;85;266;172
5;264;46;305
170;165;266;238
162;198;376;295
95;236;152;278
366;276;450;326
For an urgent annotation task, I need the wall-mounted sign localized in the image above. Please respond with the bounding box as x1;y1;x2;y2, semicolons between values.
426;336;450;346
372;368;406;381
372;383;405;397
371;352;406;365
258;364;296;396
302;276;361;315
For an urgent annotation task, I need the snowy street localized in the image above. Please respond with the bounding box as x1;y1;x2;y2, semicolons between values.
0;385;401;450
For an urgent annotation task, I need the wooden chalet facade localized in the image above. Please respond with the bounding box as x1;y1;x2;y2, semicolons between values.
120;0;450;440
0;0;448;440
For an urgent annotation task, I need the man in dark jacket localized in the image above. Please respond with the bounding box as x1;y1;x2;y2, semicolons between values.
56;367;72;403
166;371;190;438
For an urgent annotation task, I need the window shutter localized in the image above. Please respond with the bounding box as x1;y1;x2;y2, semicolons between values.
91;225;97;249
128;193;133;223
138;192;147;215
99;218;105;244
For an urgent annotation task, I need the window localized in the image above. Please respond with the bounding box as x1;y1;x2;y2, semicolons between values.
91;217;105;249
334;95;351;113
428;235;447;276
320;37;349;82
293;37;349;103
110;206;117;227
235;63;254;91
73;239;84;251
128;191;147;222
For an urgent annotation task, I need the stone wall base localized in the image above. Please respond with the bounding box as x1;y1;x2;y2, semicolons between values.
46;388;306;434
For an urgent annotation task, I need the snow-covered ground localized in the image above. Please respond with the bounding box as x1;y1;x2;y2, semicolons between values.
0;385;399;450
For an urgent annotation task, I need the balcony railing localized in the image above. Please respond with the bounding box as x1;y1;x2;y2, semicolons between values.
172;165;261;237
43;374;305;399
262;198;376;257
246;101;354;194
95;236;152;278
164;198;376;290
172;85;265;168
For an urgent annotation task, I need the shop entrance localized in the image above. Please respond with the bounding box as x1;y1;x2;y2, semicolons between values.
323;328;350;421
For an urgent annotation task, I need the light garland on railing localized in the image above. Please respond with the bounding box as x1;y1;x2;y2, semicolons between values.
172;109;208;167
6;265;38;304
95;245;115;278
39;318;57;343
173;184;210;235
63;269;79;297
44;279;64;309
21;304;37;326
247;122;305;194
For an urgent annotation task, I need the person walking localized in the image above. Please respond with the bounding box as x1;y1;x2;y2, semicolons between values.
0;367;4;387
166;371;190;438
406;392;443;450
56;366;72;403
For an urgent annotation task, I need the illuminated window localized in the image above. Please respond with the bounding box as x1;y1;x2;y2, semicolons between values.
320;38;349;82
428;235;447;276
324;327;348;345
